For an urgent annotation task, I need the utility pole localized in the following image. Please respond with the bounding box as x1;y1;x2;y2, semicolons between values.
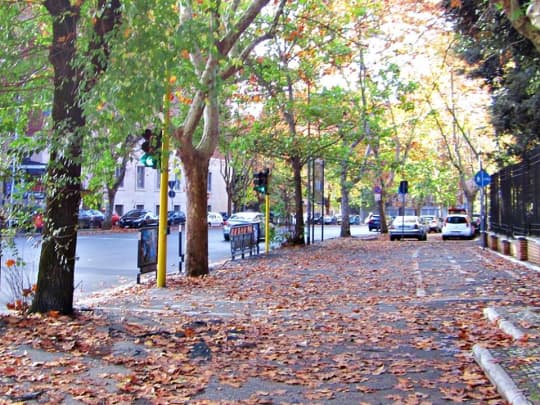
156;77;173;288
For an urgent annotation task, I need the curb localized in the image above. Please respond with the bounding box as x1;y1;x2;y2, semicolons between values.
473;344;532;405
484;307;526;340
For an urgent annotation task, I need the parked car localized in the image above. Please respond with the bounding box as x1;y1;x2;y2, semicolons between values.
389;216;427;241
442;214;474;240
323;214;337;225
78;209;104;229
208;212;224;226
304;213;322;224
118;209;158;228
89;209;105;223
368;214;381;231
349;215;361;225
421;215;442;233
167;210;186;225
223;211;264;241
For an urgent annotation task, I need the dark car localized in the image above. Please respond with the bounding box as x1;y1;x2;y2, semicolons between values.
167;210;186;225
118;209;158;228
78;209;104;229
368;214;381;231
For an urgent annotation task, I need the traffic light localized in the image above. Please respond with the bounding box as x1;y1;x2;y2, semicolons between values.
140;129;162;169
253;168;270;194
398;180;408;194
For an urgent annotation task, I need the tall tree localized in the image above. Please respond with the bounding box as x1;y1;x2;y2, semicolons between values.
173;0;285;276
30;0;121;314
87;0;287;277
444;0;540;156
242;0;353;245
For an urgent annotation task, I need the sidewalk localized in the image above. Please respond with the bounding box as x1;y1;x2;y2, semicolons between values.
472;250;540;405
474;306;540;405
1;235;539;404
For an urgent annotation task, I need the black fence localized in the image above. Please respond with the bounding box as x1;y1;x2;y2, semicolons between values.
490;146;540;237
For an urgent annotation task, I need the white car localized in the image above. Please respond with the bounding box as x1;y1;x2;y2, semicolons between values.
223;212;264;241
207;212;224;226
442;214;474;240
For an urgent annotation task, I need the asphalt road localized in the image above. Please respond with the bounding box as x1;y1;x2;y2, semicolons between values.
0;224;372;311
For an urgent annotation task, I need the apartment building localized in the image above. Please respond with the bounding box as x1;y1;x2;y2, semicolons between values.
1;152;229;219
111;154;228;217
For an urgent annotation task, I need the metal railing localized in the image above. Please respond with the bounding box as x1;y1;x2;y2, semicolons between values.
490;146;540;237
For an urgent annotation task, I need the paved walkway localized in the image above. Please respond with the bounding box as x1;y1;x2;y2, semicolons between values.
1;235;539;404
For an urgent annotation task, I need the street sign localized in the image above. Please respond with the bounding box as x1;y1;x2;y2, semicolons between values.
373;185;381;194
474;169;491;187
398;180;408;194
168;180;176;189
168;190;176;198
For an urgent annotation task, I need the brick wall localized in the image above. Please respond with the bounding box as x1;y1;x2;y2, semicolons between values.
527;238;540;266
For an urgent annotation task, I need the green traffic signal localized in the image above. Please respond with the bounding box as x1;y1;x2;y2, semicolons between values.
140;153;159;169
253;168;269;194
140;128;162;170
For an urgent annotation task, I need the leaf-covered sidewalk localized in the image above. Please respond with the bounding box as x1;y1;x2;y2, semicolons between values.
1;236;539;404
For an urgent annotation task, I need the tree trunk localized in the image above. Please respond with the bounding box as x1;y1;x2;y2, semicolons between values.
103;187;118;229
339;163;351;238
290;155;305;245
31;3;82;315
182;149;210;277
378;193;389;234
31;0;121;314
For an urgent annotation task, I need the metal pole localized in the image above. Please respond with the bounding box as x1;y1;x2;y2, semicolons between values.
479;155;486;249
321;160;325;242
156;77;172;288
311;158;315;243
178;223;184;273
306;158;311;245
265;193;270;254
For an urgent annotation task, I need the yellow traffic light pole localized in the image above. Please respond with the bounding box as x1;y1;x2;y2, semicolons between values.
156;77;173;288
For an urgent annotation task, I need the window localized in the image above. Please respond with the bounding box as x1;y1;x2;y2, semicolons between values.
136;166;145;189
174;178;180;190
447;216;467;224
207;172;212;192
115;167;124;188
155;171;160;190
136;204;144;210
114;204;124;216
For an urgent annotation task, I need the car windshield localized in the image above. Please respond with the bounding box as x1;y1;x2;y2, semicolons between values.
393;216;417;224
126;210;145;217
230;213;259;221
447;216;467;224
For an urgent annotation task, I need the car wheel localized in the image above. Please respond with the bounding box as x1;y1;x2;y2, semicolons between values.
390;236;395;241
442;236;447;241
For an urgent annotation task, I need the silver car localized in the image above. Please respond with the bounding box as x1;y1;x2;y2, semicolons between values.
389;216;427;241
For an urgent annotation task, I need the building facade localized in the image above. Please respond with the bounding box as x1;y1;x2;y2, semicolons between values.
111;154;228;217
